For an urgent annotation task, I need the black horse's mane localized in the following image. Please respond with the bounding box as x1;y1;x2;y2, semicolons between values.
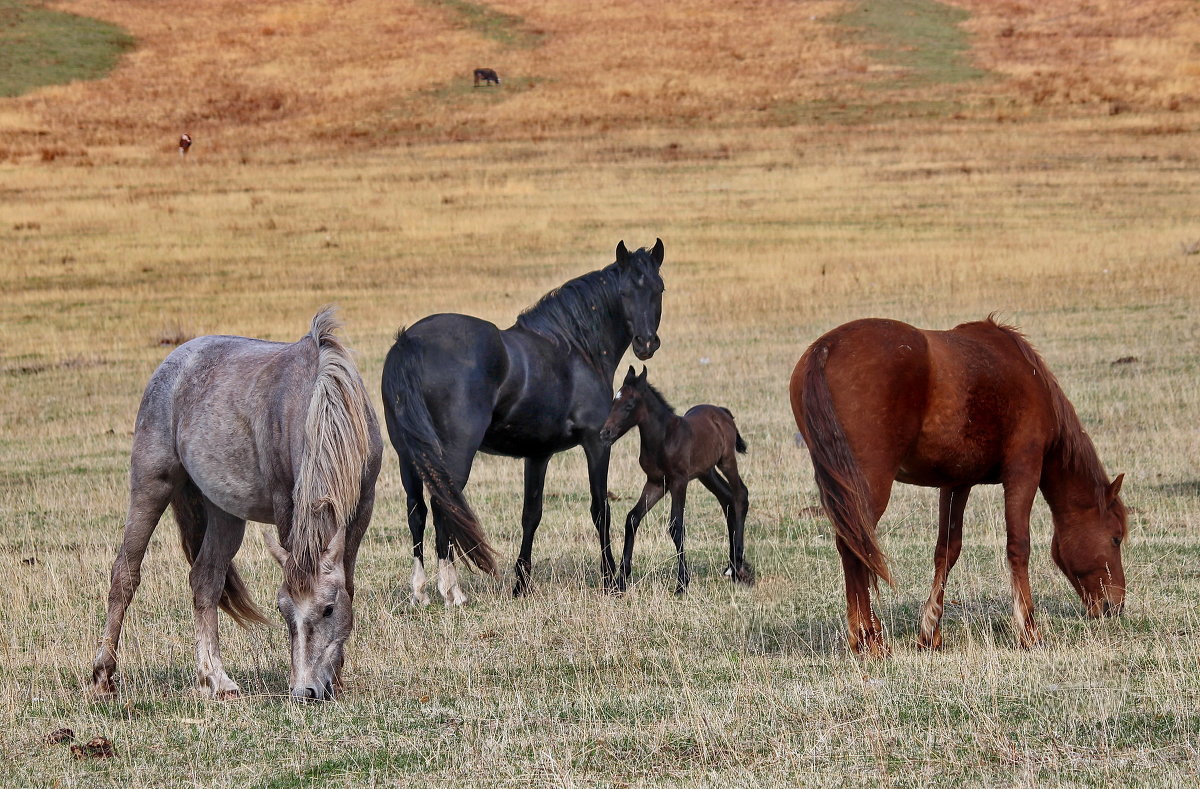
513;262;625;366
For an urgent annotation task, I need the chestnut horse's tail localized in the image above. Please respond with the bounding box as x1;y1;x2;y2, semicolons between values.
797;344;893;589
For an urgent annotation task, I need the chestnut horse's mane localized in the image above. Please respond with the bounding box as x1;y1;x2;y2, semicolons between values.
982;316;1112;507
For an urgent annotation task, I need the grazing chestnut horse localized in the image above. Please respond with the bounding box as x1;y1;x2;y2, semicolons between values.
599;366;752;594
790;317;1127;656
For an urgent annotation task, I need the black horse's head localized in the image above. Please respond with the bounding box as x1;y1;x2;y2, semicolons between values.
615;238;665;360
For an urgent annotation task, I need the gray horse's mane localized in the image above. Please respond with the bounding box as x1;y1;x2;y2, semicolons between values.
287;307;373;588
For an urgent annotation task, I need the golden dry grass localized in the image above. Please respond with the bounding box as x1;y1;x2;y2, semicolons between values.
3;1;1200;786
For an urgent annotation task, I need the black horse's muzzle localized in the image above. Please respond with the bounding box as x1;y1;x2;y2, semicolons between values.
632;335;660;360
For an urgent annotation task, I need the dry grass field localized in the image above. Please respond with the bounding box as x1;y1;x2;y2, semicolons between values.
3;0;1200;786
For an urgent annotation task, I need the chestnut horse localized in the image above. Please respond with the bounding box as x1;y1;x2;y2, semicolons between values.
790;317;1127;656
599;366;752;594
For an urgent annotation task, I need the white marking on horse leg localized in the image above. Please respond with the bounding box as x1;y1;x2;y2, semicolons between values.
411;558;431;606
437;558;468;607
195;612;241;698
918;597;942;647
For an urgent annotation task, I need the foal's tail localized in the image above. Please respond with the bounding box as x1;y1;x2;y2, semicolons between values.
173;479;271;628
288;308;377;584
718;407;748;454
380;331;497;576
795;344;893;589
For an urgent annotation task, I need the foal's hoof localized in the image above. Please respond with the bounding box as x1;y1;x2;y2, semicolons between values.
726;563;755;587
90;679;118;701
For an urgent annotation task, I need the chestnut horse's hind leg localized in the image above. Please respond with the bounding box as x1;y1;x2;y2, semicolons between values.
918;485;971;650
1003;473;1043;648
91;468;177;698
835;535;888;657
190;502;247;699
616;479;666;593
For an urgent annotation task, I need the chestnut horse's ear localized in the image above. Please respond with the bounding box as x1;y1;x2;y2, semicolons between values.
615;240;630;267
650;238;664;267
1107;473;1125;506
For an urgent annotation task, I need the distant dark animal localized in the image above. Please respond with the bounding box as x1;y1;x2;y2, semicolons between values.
382;240;665;605
179;133;192;156
599;366;751;594
473;68;501;87
790;317;1127;657
91;309;383;701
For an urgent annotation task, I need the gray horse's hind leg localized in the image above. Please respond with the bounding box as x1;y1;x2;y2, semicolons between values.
91;468;178;697
190;501;248;698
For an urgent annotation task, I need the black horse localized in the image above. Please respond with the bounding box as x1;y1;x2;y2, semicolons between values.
382;239;666;604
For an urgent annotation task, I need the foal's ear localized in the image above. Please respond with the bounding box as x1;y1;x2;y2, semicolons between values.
615;240;630;267
1106;473;1125;506
637;365;648;383
650;238;664;267
623;365;637;383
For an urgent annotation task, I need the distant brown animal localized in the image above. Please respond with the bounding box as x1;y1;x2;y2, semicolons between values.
473;68;501;87
178;133;192;156
599;366;752;594
790;317;1127;656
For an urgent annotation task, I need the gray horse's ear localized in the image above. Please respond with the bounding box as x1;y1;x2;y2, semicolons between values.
615;240;630;267
321;527;347;570
651;238;664;267
262;528;290;569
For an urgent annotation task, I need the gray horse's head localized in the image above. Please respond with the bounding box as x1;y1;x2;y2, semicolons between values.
263;528;353;701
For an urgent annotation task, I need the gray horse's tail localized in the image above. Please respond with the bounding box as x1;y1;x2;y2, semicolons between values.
173;479;271;628
288;307;375;586
381;332;497;576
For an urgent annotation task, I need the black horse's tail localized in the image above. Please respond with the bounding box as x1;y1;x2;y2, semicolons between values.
381;333;497;576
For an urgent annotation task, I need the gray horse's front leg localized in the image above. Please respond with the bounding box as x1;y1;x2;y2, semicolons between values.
92;473;175;698
191;505;248;698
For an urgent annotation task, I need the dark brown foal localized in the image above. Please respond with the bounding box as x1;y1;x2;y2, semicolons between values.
599;366;752;594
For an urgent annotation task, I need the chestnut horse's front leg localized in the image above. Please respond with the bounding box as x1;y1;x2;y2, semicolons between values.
1003;474;1043;648
617;480;665;592
918;485;971;650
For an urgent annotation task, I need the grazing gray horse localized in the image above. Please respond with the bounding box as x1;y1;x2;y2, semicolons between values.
91;308;382;701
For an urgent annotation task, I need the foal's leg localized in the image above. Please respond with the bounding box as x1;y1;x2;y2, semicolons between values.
617;479;666;593
191;503;248;698
91;466;178;697
1003;472;1043;648
714;457;753;585
582;436;617;589
917;485;971;650
514;454;550;597
666;478;691;594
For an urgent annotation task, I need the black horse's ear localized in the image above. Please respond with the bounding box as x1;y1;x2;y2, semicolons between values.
650;238;664;267
615;240;630;267
1107;473;1125;506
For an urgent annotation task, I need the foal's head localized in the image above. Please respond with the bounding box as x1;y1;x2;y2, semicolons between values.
615;239;665;360
264;528;353;701
600;365;653;445
1050;474;1128;617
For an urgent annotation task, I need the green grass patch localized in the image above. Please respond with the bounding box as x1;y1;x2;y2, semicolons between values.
837;0;988;88
0;0;134;97
423;0;544;49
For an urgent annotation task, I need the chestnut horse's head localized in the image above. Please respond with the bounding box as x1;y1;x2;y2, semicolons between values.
1050;474;1127;617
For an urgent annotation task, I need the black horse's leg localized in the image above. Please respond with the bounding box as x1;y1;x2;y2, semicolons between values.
666;478;690;594
430;436;484;607
399;453;431;606
514;454;551;597
618;480;666;593
582;437;617;589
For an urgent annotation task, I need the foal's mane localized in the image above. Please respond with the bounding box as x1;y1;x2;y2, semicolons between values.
637;378;676;416
985;316;1111;504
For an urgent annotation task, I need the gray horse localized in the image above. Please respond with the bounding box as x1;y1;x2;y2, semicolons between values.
91;308;382;701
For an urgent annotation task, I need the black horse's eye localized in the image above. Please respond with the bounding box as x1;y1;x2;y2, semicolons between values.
323;605;334;618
